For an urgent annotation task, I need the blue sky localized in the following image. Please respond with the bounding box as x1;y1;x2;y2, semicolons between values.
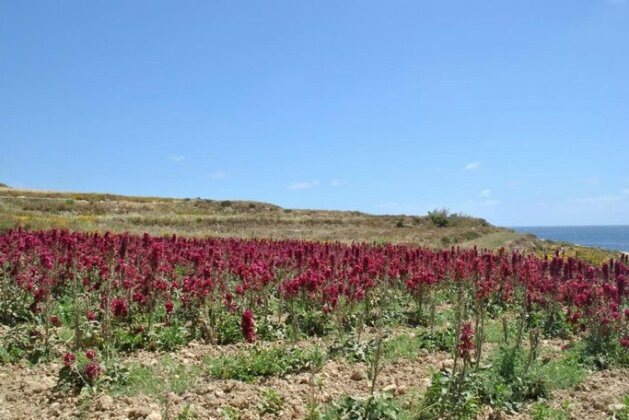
1;1;628;226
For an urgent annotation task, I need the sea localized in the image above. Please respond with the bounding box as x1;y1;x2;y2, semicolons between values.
511;226;629;253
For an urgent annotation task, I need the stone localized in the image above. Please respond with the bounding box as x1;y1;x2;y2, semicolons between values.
441;359;455;370
350;370;364;381
48;402;61;417
127;407;151;419
95;395;114;411
395;385;407;396
22;378;49;395
608;403;626;413
383;384;396;393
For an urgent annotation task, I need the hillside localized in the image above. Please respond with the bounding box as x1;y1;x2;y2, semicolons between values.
0;186;615;262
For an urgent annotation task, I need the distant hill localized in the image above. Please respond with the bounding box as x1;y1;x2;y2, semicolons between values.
0;187;616;262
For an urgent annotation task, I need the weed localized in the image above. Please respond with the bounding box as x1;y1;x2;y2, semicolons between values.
219;406;242;420
418;370;480;419
531;401;571;420
206;346;324;382
328;333;376;363
257;389;285;417
611;396;629;420
427;209;451;228
324;394;400;420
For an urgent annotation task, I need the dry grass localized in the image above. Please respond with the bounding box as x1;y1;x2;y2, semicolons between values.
0;186;619;260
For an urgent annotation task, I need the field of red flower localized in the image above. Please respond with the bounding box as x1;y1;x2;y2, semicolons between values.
1;228;628;419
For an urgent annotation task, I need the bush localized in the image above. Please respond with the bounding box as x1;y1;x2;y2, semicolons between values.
427;209;451;228
328;333;377;363
531;401;571;420
479;346;549;412
419;370;480;419
324;395;400;420
0;325;47;364
577;331;629;370
287;309;331;337
415;329;455;352
207;346;324;382
257;389;285;417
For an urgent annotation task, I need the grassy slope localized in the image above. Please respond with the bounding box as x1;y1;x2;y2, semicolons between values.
0;186;617;261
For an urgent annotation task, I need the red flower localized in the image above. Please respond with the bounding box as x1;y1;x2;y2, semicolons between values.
85;349;97;360
241;309;256;343
111;298;128;318
86;310;97;321
63;352;76;367
50;315;61;327
164;301;174;313
85;361;101;382
458;322;474;361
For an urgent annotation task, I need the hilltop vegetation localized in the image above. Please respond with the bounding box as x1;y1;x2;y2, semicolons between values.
0;187;513;248
0;186;617;264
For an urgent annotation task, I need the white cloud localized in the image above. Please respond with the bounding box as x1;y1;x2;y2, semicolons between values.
462;197;501;209
573;195;621;204
571;189;629;203
208;171;226;180
168;155;185;162
481;199;501;207
578;176;601;186
479;189;491;198
287;180;319;190
464;161;480;170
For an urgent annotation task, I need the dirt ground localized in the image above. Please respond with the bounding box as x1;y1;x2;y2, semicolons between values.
0;332;627;419
0;339;448;419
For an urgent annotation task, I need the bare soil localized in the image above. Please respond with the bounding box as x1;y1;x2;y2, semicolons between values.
0;339;449;419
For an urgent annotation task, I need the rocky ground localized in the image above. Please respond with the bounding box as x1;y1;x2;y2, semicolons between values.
506;368;629;420
0;332;627;419
0;340;447;419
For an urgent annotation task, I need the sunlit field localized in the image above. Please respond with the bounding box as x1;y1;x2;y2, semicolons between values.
1;228;627;419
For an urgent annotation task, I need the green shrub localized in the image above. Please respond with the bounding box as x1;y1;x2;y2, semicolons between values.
207;346;324;382
324;395;400;420
531;401;571;420
219;406;242;420
415;329;455;352
0;325;47;364
287;309;331;337
427;209;450;228
257;389;285;417
110;356;200;398
479;346;549;412
419;370;480;419
577;331;629;370
328;333;376;363
153;324;188;351
461;231;481;241
611;396;629;420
